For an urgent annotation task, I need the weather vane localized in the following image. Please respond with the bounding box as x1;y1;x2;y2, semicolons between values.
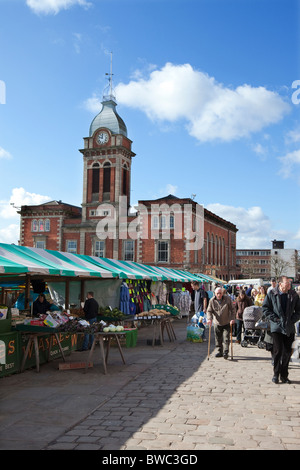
104;51;115;100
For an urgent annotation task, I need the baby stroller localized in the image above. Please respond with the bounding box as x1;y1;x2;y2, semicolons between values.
241;306;265;348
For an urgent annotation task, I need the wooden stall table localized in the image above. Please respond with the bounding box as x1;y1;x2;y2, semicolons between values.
85;331;127;374
161;317;176;343
16;325;66;373
136;312;176;346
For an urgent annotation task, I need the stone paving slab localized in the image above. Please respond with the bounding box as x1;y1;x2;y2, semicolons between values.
1;318;300;450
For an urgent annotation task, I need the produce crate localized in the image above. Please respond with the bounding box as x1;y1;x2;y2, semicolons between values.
152;304;180;316
97;314;135;323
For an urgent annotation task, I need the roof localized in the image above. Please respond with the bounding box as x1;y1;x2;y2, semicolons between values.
89;98;127;137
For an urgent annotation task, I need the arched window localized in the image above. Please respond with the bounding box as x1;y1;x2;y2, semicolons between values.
45;219;50;232
38;220;44;232
32;220;38;232
206;233;210;264
103;162;111;195
92;162;100;195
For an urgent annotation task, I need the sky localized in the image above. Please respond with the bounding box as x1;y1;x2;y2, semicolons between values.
0;0;299;250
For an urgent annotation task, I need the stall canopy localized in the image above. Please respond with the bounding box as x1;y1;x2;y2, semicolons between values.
2;244;116;278
0;243;63;276
0;243;212;283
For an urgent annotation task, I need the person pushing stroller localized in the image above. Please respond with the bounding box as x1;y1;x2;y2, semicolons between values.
207;287;235;359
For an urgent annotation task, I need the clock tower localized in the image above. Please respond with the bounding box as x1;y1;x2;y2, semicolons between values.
77;68;135;258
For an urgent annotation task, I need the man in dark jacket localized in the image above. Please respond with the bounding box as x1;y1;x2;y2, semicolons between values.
80;291;99;351
32;294;53;316
262;276;300;384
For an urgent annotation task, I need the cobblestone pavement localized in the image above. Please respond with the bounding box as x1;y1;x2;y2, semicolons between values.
1;319;300;450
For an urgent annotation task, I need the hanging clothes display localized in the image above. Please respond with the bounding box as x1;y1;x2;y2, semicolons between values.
150;281;161;305
121;280;152;314
172;289;191;317
119;281;130;314
158;282;168;304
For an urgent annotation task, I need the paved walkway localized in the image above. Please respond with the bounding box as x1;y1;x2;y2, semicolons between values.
1;318;300;450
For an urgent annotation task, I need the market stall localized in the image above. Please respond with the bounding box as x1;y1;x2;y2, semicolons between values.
0;242;214;376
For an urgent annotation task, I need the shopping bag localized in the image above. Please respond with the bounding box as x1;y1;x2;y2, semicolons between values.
255;319;269;329
291;340;300;363
187;324;204;343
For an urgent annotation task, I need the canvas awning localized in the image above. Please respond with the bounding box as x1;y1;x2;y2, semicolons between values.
11;245;115;278
83;256;154;280
0;243;217;284
0;243;61;275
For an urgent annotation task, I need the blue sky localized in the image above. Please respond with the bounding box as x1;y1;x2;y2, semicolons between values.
0;0;299;249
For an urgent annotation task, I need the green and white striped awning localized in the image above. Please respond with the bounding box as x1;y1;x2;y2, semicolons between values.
0;243;61;275
0;243;216;283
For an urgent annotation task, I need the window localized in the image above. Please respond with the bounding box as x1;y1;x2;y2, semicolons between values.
38;220;44;232
66;240;77;254
103;162;111;194
158;241;169;262
35;240;46;249
170;215;174;229
152;215;159;230
124;240;134;261
92;163;100;194
122;168;127;196
45;219;50;232
95;240;105;258
32;220;38;232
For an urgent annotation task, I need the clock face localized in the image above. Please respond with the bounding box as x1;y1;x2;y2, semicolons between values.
97;131;109;144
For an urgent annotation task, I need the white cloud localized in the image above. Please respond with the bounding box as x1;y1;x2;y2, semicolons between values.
0;187;51;219
252;143;268;158
206;202;281;248
0;147;12;160
26;0;92;15
0;224;20;244
278;149;300;180
83;93;102;114
285;128;300;144
115;62;290;143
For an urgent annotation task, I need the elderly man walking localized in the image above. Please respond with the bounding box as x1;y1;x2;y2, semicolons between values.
207;287;235;359
263;276;300;384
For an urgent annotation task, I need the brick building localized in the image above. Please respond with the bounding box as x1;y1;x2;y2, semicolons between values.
236;240;299;281
18;79;238;281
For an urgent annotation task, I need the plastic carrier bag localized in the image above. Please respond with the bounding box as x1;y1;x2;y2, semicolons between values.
291;339;300;363
187;324;204;343
191;311;207;327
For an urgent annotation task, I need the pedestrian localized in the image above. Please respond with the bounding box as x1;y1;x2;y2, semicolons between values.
207;286;235;359
79;291;99;351
251;287;258;304
191;281;208;313
254;285;267;306
245;284;253;296
262;276;300;384
235;289;253;343
296;286;300;336
191;281;208;339
267;278;277;294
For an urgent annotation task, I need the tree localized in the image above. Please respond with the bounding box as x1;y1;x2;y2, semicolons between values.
270;255;291;278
